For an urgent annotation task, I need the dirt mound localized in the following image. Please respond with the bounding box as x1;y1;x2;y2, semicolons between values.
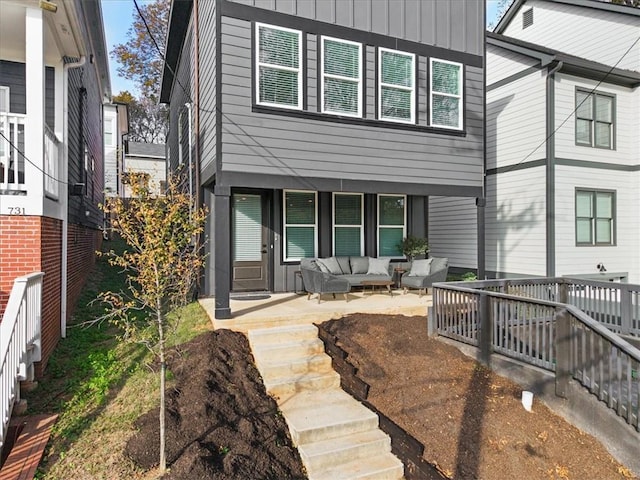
320;314;637;480
125;329;306;479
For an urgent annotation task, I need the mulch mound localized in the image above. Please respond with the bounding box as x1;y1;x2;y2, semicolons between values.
320;314;637;480
125;329;307;479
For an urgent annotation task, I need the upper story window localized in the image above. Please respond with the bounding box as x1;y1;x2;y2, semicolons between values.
378;48;415;124
284;190;317;261
377;194;406;257
333;193;364;256
576;189;615;246
321;37;362;117
576;89;614;149
255;23;302;110
104;117;114;147
430;59;463;130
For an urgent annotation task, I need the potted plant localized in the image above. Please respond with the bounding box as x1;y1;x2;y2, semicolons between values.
399;235;429;261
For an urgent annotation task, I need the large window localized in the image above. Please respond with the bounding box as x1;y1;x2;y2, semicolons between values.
256;23;302;109
333;193;364;256
321;37;362;117
430;59;463;129
284;190;317;261
576;90;614;149
378;48;415;123
377;195;406;257
576;189;615;246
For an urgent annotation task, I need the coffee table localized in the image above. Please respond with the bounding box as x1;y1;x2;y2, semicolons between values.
361;279;394;296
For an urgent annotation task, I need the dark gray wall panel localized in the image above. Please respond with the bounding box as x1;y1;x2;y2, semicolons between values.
0;61;55;128
228;0;484;56
199;0;217;184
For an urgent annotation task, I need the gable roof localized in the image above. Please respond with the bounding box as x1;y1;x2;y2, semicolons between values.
160;0;193;103
494;0;640;34
487;32;640;87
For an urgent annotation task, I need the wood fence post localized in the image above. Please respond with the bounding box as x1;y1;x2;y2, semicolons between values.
558;280;568;305
478;293;492;365
620;288;631;336
555;307;571;398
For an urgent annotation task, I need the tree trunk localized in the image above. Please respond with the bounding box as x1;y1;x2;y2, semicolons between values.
158;310;166;472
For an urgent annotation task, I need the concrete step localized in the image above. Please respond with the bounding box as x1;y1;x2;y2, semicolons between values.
265;371;341;400
251;338;326;362
248;324;319;345
300;428;391;472
309;453;404;480
258;354;333;381
281;389;379;445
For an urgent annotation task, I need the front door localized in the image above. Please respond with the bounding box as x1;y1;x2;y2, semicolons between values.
232;193;269;291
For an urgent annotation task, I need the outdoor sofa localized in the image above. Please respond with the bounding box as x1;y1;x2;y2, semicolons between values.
401;257;449;297
300;256;393;303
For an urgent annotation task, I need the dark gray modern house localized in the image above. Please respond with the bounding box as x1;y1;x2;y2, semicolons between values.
160;0;486;319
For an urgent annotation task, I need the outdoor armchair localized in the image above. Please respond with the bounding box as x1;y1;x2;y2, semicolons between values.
401;257;449;297
300;258;351;304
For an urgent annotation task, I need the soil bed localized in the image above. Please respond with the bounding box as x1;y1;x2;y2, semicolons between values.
125;329;306;479
320;314;637;480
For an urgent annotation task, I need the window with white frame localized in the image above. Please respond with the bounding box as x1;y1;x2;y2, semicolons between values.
576;89;614;149
321;37;362;117
430;59;463;129
255;23;302;109
377;194;406;257
284;190;317;260
104;117;114;147
575;189;615;246
378;48;415;123
333;193;364;256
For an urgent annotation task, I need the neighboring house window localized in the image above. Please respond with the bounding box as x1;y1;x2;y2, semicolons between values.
104;118;114;146
576;89;614;149
430;59;463;129
284;190;317;261
321;37;362;117
575;189;615;246
378;48;415;123
377;194;406;257
333;193;364;256
523;8;533;29
256;23;302;109
0;86;9;158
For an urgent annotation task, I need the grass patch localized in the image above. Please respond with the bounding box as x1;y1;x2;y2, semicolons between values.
27;238;213;479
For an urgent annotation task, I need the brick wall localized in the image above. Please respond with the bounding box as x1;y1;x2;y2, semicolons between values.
39;217;62;374
66;222;102;322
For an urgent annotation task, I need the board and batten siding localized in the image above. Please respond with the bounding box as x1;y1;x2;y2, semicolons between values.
428;196;478;270
198;0;217;184
501;0;639;71
554;166;640;285
485;167;547;277
553;74;639;166
219;16;484;189
486;55;546;170
229;0;483;56
167;18;194;174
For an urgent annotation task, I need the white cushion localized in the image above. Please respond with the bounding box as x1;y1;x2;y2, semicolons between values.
408;258;433;277
366;257;390;275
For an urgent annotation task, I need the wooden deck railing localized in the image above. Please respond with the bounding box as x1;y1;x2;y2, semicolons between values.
0;273;43;456
43;124;60;199
432;278;640;432
0;113;26;192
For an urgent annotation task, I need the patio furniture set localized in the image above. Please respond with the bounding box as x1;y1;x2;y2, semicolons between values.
300;256;449;303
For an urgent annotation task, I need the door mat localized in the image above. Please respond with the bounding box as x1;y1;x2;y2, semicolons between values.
230;294;272;301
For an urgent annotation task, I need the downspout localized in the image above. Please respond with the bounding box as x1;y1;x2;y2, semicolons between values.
185;102;193;217
545;60;563;278
61;55;86;338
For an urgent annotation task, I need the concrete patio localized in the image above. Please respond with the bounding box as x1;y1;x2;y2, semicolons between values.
199;289;432;332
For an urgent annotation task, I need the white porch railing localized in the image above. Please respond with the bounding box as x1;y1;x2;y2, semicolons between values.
0;112;26;192
44;124;60;199
0;272;43;454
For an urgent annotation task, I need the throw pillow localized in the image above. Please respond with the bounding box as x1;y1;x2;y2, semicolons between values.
408;258;433;277
350;256;369;274
316;257;343;275
366;257;390;275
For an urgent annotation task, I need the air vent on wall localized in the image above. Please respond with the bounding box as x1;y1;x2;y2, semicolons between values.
523;8;534;29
